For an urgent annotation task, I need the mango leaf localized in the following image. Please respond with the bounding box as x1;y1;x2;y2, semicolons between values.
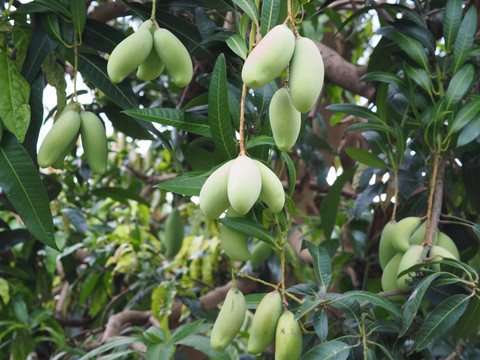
0;133;56;250
176;335;235;360
208;54;237;159
82;19;125;54
71;0;87;35
445;64;475;109
453;294;480;341
448;95;480;135
338;290;402;321
78;338;143;360
443;0;463;52
360;71;405;88
0;53;31;143
62;208;87;234
232;0;259;25
156;174;207;196
17;0;71;18
219;217;277;247
171;319;206;344
22;73;44;163
313;309;328;341
304;241;331;295
245;135;276;149
281;151;296;196
404;65;433;97
226;34;248;59
326;103;385;124
302;340;351;360
391;20;436;54
345;147;389;170
457;116;480;147
452;6;477;74
412;294;470;352
346;123;396;137
260;0;281;36
39;12;62;41
91;187;149;206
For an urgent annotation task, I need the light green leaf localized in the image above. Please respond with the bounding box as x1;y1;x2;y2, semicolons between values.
345;147;389;170
443;0;463;52
171;319;205;343
156;174;207;196
302;340;351;360
260;0;281;36
448;96;480;134
219;217;277;247
176;335;236;360
445;63;475;109
0;278;10;304
71;0;87;35
452;6;477;74
245;135;276;149
232;0;259;25
0;133;56;250
304;241;331;294
78;338;142;360
226;34;247;60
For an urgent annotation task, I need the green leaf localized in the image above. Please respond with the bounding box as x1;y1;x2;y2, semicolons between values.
146;344;173;360
0;133;56;249
232;0;259;25
302;340;351;360
39;12;62;41
337;290;402;322
413;294;470;351
313;309;328;341
320;167;355;241
171;319;205;343
219;217;277;247
71;0;87;35
208;54;237;159
78;338;143;360
260;0;281;36
346;123;396;137
445;63;475;109
245;135;276;149
443;0;463;52
97;350;135;360
91;186;149;206
0;53;31;143
453;294;480;341
62;208;87;234
304;241;331;294
345;147;388;170
448;96;480;135
176;335;235;360
156;173;206;196
22;0;71;18
404;65;433;97
123;108;211;136
83;19;125;54
360;71;405;88
452;6;477;74
326;103;385;124
281;151;296;196
457;116;480;147
226;34;247;59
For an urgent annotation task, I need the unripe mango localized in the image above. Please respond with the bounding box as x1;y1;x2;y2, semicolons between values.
37;110;82;168
165;208;184;258
80;111;108;175
379;221;398;270
210;287;246;351
269;87;301;151
250;241;272;269
242;24;295;88
51;134;79;169
137;48;165;81
397;245;424;292
381;252;402;293
153;28;193;87
199;160;234;219
409;221;439;246
429;245;457;271
275;311;302;360
391;217;421;253
289;37;325;113
247;291;283;354
227;155;262;215
254;160;285;213
436;232;460;260
220;208;252;261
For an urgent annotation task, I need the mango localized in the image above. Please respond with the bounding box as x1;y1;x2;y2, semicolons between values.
227;155;262;215
165;208;184;258
107;28;153;83
153;28;193;87
37;110;81;168
199;160;234;219
80;111;108;175
275;310;302;360
409;221;439;246
269;87;301;151
254;160;285;213
381;252;402;293
220;208;252;261
289;36;325;113
397;245;424;291
51;134;79;169
436;232;460;260
242;24;295;88
379;221;398;270
250;241;272;269
390;217;421;253
137;48;165;81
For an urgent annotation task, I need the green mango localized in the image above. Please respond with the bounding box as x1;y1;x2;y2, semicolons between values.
80;111;108;175
269;87;301;151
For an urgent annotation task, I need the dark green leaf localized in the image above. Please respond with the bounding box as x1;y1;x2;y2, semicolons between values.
360;71;405;88
260;0;281;36
71;0;87;35
281;151;296;196
326;104;385;124
208;54;237;159
83;19;125;54
176;335;234;360
457;116;480;147
338;290;402;321
62;208;87;234
295;296;320;320
313;309;328;341
91;187;149;206
345;147;389;170
305;241;331;294
448;96;480;135
443;0;463;52
391;20;436;54
232;0;259;25
404;64;432;97
0;133;56;250
452;6;477;74
453;294;480;341
302;340;351;360
20;0;71;18
219;217;277;247
346;123;396;137
226;34;248;59
156;174;206;196
445;64;475;109
22;73;44;163
171;319;206;343
39;12;62;41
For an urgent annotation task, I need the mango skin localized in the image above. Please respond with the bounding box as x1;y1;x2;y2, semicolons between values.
397;245;424;292
37;110;82;168
391;216;421;253
220;208;252;261
199;160;234;219
242;24;295;88
210;287;246;351
137;47;165;81
275;311;302;360
409;221;439;246
289;37;325;113
436;232;460;260
250;241;272;269
165;208;184;258
381;253;405;302
80;111;108;175
107;28;153;83
269;87;301;151
227;155;262;215
379;221;398;270
153;28;193;87
247;291;283;354
254;160;285;213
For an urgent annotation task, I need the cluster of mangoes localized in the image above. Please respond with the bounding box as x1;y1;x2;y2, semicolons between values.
242;24;325;151
380;217;460;294
37;103;108;174
211;288;302;359
107;20;193;86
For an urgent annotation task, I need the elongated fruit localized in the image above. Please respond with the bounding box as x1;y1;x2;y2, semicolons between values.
397;245;424;292
220;208;252;261
37;110;81;168
250;241;272;269
80;111;108;174
409;221;439;245
210;287;246;351
436;232;460;260
254;160;285;213
391;217;421;253
379;221;398;270
289;36;325;113
269;88;301;151
275;311;302;360
429;245;457;271
199;160;234;219
247;291;283;354
227;155;262;215
137;48;165;81
165;208;184;258
51;134;79;169
107;28;153;83
153;28;193;87
381;252;402;293
242;24;295;88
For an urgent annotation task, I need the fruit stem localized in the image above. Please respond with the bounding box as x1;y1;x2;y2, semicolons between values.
391;166;399;222
238;83;247;156
280;245;288;310
230;264;237;289
285;0;300;37
150;0;157;21
73;34;79;105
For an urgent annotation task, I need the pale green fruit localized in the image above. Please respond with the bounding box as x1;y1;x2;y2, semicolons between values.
436;232;460;260
254;160;285;213
37;110;82;168
289;36;325;113
247;291;283;354
381;252;402;292
275;311;302;360
153;28;193;87
51;134;79;169
429;245;457;271
220;208;252;261
269;87;301;151
391;217;421;253
80;111;108;175
227;155;262;215
409;221;440;245
242;24;295;88
210;287;246;351
136;48;165;81
139;19;155;32
199;160;234;219
379;221;398;270
250;241;272;269
107;28;153;83
165;208;184;258
397;245;424;292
